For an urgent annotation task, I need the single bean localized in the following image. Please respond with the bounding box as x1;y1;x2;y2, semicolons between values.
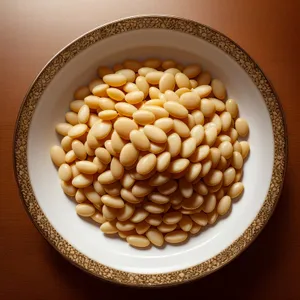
156;152;171;172
149;171;170;186
50;145;65;166
175;73;190;88
132;181;154;197
200;99;216;117
61;180;77;196
127;235;150;248
159;73;176;92
116;69;135;82
72;174;93;188
217;195;232;215
193;85;212;98
173;119;190;137
97;66;113;78
98;170;117;185
179;178;193;198
185;163;202;182
141;105;169;119
76;203;95;217
123;60;142;72
163;211;182;225
223;167;236;186
56;123;73;136
211;79;226;100
125;91;144;104
146;228;164;247
133;110;155;125
84;185;102;204
190;222;202;234
231;151;244;169
101;195;124;209
240;141;250;159
132;222;149;236
168;158;190;174
227;182;244;198
197;71;211;85
100;221;118;234
182;193;204;210
181;137;197;158
74;86;90;100
226;99;239;118
103;74;127;87
179;215;193;231
136;76;149;98
235;118;249;137
143;125;167;143
76;161;98;174
110;157;124;179
179;92;200;110
202;194;217;213
165;230;188;244
190;212;208;226
163;101;188;119
165;68;181;76
183;64;201;78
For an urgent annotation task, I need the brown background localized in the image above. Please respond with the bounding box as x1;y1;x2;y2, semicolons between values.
1;0;300;299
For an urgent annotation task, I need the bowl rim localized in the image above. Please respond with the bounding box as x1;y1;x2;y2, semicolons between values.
13;15;288;287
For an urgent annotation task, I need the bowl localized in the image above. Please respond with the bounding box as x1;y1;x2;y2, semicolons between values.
14;15;287;286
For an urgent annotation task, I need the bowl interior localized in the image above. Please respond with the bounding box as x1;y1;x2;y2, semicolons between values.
27;28;274;274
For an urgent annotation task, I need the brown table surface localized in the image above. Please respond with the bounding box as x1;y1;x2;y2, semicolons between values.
1;0;300;298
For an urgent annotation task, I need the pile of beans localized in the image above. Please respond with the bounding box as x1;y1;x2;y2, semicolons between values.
50;58;250;248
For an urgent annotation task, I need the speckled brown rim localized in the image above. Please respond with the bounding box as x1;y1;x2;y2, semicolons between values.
13;15;287;287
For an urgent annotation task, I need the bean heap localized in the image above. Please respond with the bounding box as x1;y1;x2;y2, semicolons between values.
50;59;250;248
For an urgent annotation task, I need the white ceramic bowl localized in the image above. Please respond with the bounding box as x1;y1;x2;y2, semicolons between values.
14;16;287;286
